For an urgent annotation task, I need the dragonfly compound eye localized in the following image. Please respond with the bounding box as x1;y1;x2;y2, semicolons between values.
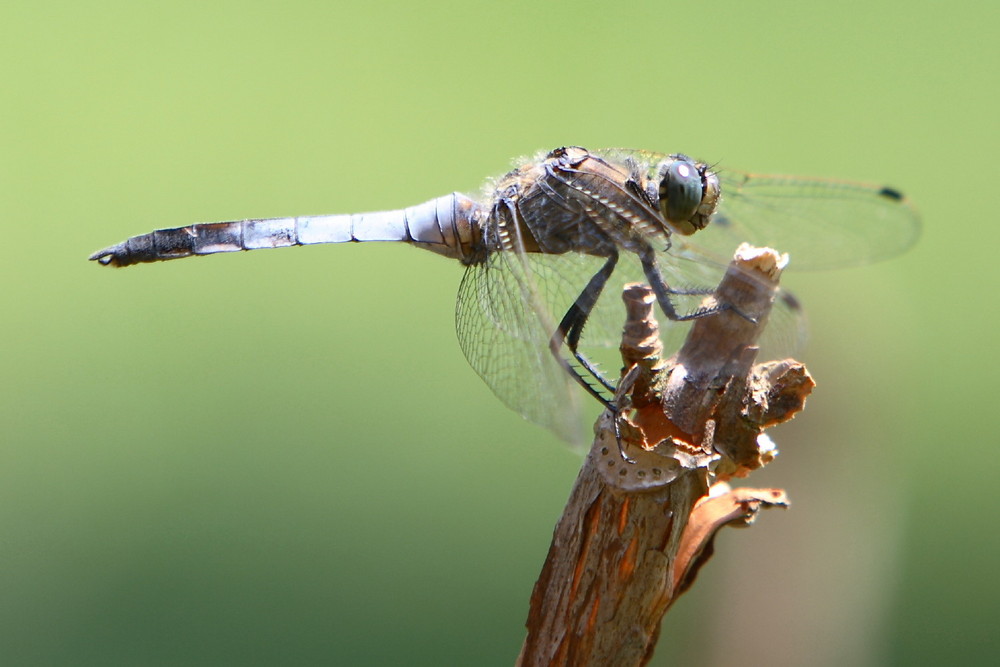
658;158;705;235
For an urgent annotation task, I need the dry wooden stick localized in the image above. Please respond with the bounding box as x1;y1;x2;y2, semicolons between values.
518;245;815;667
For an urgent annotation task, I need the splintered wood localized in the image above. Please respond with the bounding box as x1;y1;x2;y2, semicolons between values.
518;245;814;667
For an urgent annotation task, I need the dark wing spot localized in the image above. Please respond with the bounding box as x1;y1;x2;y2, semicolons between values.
878;186;904;201
779;289;802;312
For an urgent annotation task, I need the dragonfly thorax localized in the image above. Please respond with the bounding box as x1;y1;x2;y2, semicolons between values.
480;147;673;262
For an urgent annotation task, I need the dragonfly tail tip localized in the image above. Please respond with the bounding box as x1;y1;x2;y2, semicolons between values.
88;245;125;267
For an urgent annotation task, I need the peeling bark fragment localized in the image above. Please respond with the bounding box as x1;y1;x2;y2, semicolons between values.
673;485;790;596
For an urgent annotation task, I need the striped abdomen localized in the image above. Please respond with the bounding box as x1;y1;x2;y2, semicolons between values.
90;193;481;267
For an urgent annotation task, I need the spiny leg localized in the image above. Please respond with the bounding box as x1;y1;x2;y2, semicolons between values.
638;247;743;322
548;252;641;462
548;252;619;408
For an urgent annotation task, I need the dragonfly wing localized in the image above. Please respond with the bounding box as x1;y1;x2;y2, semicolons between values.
701;171;921;270
658;240;808;359
456;249;593;446
457;240;806;448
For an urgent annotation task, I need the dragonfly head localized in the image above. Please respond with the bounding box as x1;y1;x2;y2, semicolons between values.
656;156;720;236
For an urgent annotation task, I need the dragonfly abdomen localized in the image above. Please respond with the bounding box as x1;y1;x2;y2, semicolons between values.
89;193;481;267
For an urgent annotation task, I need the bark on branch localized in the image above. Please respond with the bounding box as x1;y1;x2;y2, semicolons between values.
518;244;815;667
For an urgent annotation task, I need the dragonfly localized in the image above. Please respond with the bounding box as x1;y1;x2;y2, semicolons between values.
90;146;920;444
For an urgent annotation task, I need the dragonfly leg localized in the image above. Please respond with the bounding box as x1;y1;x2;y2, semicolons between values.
548;252;642;464
639;249;755;323
610;364;644;464
663;286;715;296
548;252;620;407
613;413;636;464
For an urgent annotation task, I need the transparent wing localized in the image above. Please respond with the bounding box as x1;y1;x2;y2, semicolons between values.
456;249;591;446
659;240;807;359
698;171;921;270
591;148;921;270
456;242;806;446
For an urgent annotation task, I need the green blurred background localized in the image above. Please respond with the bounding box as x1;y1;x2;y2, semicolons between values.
2;1;996;664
